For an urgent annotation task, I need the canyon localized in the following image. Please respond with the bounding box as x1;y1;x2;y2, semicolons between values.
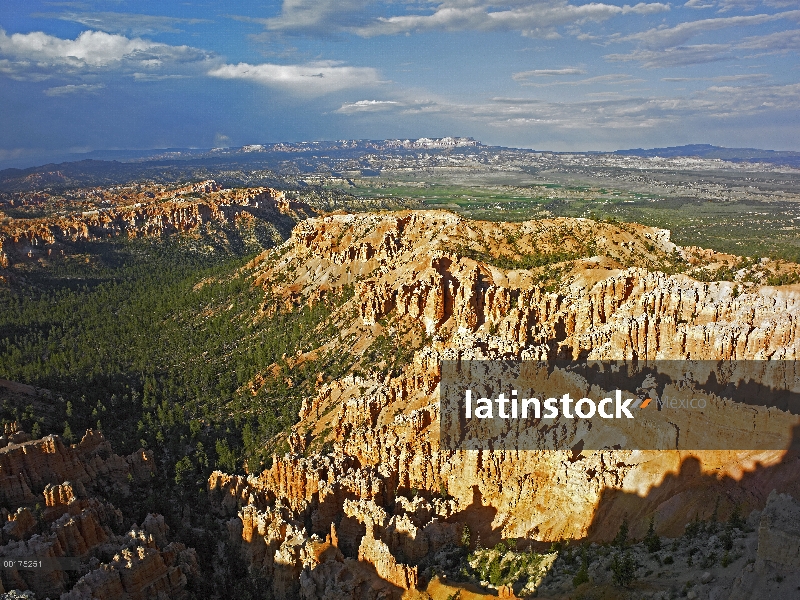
0;183;314;271
204;210;800;598
0;426;197;599
2;198;800;598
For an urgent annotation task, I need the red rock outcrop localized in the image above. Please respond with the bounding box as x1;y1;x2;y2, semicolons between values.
210;210;800;597
62;536;197;600
0;184;315;267
0;429;193;600
0;431;154;512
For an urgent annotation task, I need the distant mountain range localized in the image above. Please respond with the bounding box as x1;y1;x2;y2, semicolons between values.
613;143;800;165
0;138;481;170
2;140;799;193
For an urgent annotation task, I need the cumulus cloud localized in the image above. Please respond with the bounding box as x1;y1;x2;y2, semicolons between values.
0;29;158;67
44;83;105;96
207;61;385;96
0;28;211;80
262;0;669;38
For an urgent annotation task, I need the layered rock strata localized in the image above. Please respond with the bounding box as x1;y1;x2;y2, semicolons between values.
211;211;800;597
0;185;315;268
0;430;195;599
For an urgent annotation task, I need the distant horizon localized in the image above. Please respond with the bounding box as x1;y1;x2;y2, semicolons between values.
2;0;800;169
3;138;800;172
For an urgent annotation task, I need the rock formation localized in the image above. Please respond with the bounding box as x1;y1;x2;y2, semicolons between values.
4;206;800;598
0;183;315;269
208;210;800;597
0;430;195;599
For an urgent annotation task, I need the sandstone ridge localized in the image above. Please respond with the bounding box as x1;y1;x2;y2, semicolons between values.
209;210;800;598
0;183;316;269
0;429;196;599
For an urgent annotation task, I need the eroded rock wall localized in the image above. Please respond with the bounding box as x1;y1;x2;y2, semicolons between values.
0;430;195;600
213;211;800;597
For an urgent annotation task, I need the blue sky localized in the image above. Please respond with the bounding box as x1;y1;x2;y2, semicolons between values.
1;0;799;166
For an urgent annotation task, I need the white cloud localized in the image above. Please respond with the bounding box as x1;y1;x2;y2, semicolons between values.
684;0;715;9
131;72;190;81
512;67;586;79
490;97;545;105
607;12;800;67
715;0;762;10
715;73;772;81
621;11;800;49
715;0;800;11
262;0;670;38
35;12;211;36
606;44;732;67
336;99;399;113
207;61;385;96
516;73;644;86
355;2;671;37
738;28;800;52
623;2;674;14
390;80;800;133
0;28;211;80
44;82;105;95
684;0;800;11
428;94;679;130
695;82;800;115
0;29;155;67
262;0;374;34
661;73;771;80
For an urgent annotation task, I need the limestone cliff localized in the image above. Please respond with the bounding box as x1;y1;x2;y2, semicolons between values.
0;183;315;269
0;430;195;600
210;210;800;597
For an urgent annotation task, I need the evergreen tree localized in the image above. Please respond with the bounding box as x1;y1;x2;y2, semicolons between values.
644;515;661;552
611;550;636;587
613;518;629;548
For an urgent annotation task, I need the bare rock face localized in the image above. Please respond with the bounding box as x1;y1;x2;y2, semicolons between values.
726;490;800;600
43;481;82;508
62;537;198;600
756;490;800;567
298;547;403;600
0;429;194;600
0;422;29;448
0;184;315;267
210;210;800;597
358;532;417;591
0;430;154;511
